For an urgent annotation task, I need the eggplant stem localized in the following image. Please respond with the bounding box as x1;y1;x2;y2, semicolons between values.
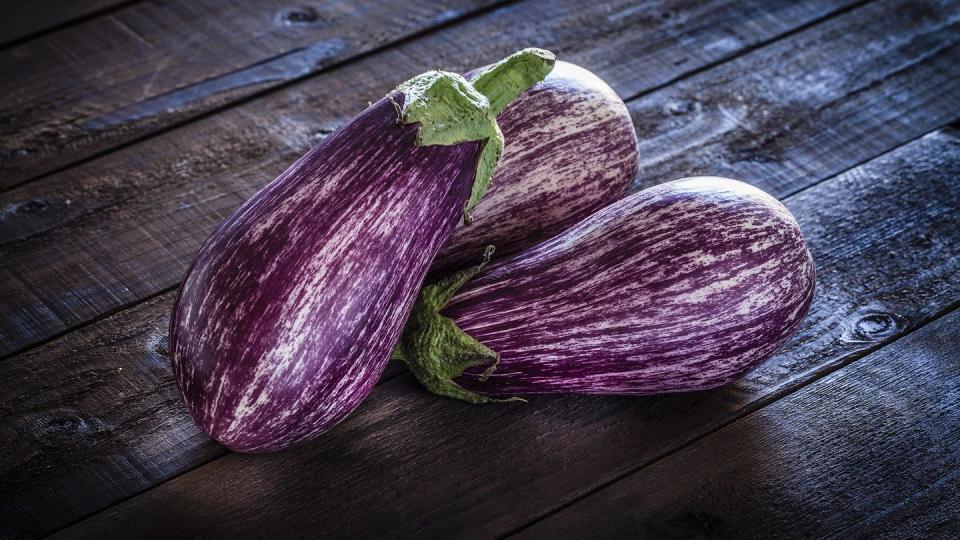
470;48;556;116
394;48;555;214
394;246;523;404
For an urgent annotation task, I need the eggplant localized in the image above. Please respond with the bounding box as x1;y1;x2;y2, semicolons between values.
396;177;815;402
170;49;555;452
434;61;639;273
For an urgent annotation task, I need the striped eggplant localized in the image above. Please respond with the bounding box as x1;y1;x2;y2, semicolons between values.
170;49;555;452
433;61;639;273
395;177;815;402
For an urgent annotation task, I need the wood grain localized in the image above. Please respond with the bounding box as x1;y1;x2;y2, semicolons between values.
846;467;960;538
0;294;218;539
0;289;406;538
0;0;852;190
0;0;503;188
0;0;133;47
9;128;958;538
628;0;960;197
515;309;960;539
0;0;927;359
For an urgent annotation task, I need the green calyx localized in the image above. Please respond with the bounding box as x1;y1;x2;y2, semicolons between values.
469;47;556;116
394;48;555;219
392;246;524;404
390;49;554;401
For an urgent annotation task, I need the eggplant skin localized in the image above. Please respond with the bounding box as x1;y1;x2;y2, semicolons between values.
171;95;479;453
434;61;639;273
445;177;816;396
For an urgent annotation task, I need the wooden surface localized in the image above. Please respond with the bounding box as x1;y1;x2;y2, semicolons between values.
0;0;504;188
0;0;863;358
517;309;960;539
1;0;958;538
0;0;134;47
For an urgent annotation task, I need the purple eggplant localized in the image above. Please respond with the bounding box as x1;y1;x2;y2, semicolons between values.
170;49;555;452
396;177;815;402
433;61;639;273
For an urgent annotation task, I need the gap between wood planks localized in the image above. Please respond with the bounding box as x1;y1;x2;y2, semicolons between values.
0;0;518;193
0;0;142;50
510;305;960;538
779;123;952;200
0;285;174;363
502;300;960;538
615;0;872;105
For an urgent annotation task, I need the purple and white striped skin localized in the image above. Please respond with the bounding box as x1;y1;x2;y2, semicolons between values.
171;97;478;453
170;49;555;452
433;61;639;273
400;177;815;400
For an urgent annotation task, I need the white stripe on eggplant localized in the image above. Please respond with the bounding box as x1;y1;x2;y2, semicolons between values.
434;61;639;273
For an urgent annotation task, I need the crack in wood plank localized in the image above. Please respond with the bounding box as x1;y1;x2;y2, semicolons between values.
0;0;142;50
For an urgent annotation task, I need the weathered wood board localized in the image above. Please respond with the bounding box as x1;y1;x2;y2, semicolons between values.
0;0;857;188
516;309;960;539
5;128;958;538
3;0;950;359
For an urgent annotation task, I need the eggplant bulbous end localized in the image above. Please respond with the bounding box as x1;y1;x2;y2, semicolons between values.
398;177;816;403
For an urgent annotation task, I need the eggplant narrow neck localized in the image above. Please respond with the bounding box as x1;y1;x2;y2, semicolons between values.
394;48;555;216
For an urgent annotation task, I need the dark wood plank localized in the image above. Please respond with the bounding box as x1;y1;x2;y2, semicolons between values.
0;0;848;190
0;0;133;47
0;0;503;189
514;309;960;539
0;0;860;359
0;294;218;539
0;0;926;358
845;468;960;538
628;0;960;197
20;128;960;538
0;291;404;539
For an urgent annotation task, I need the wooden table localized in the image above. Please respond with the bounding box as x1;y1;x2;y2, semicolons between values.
2;0;959;537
